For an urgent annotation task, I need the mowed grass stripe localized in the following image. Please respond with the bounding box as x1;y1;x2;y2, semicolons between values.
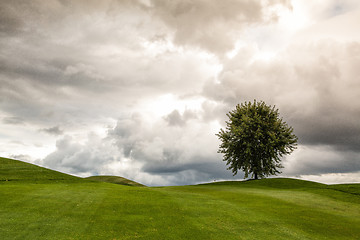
0;182;213;239
154;187;303;240
158;184;360;239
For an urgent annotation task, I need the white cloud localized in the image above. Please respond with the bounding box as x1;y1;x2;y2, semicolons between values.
298;172;360;185
41;134;122;176
293;8;360;44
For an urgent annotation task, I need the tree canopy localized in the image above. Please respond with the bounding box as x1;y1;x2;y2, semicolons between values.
217;100;298;179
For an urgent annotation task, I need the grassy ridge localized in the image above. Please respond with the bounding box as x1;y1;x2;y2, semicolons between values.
85;175;145;187
1;157;360;239
0;157;80;182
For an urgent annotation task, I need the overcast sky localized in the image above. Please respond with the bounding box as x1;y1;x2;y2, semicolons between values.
1;0;360;186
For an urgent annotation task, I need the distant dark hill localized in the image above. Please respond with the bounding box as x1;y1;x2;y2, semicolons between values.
0;157;80;182
85;175;145;187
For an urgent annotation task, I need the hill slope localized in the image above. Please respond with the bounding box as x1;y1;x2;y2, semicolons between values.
1;157;360;239
200;177;326;189
0;157;80;182
85;175;145;186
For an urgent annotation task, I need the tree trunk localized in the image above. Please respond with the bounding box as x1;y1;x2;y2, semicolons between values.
254;173;258;180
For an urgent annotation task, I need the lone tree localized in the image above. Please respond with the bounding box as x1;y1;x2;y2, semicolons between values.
216;100;297;180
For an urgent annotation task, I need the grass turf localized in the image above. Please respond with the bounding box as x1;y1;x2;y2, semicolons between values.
1;157;360;239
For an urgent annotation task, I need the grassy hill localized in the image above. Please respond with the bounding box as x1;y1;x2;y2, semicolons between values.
0;157;80;182
85;175;145;187
1;157;360;239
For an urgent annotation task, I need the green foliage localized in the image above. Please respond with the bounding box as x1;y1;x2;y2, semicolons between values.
217;100;298;179
1;158;360;239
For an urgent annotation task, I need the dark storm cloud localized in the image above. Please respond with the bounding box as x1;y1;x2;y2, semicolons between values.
139;149;243;185
292;114;360;151
164;109;197;127
0;2;143;127
141;156;238;178
0;3;24;35
164;110;186;126
40;126;64;136
283;146;360;176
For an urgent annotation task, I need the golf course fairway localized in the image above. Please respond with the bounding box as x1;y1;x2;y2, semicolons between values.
1;157;359;239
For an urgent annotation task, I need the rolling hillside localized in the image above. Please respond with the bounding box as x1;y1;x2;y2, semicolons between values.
85;175;145;186
1;157;360;239
0;157;80;182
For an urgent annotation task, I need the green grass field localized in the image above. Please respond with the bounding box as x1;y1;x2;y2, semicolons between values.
1;157;359;239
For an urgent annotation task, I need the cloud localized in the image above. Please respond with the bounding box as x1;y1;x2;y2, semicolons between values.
290;172;360;184
283;145;360;176
41;134;121;175
0;0;229;186
1;0;360;186
2;116;24;125
147;0;291;55
8;154;33;162
164;110;186;126
40;126;64;136
105;111;239;185
203;8;360;178
163;109;197;127
0;3;24;35
205;40;360;152
0;0;219;130
39;113;239;186
293;8;360;43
